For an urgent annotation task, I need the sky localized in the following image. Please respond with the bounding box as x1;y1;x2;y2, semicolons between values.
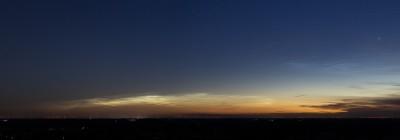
1;0;400;118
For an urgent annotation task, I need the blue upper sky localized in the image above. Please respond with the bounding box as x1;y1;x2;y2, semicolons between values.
1;0;400;117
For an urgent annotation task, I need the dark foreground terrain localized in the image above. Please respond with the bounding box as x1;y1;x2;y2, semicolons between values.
0;118;400;140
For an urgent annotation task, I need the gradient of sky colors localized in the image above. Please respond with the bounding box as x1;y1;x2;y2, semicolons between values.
2;0;400;118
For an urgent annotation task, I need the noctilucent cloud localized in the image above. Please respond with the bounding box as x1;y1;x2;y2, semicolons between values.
2;0;400;118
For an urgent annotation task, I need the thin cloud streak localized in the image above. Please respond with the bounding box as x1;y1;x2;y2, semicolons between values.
42;93;281;116
303;95;400;117
36;93;342;117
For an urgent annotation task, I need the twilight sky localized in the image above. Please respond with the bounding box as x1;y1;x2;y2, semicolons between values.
2;0;400;118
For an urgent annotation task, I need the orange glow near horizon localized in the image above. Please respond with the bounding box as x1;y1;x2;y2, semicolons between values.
41;93;344;117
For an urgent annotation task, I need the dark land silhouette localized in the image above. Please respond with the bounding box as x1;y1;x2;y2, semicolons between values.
1;118;400;140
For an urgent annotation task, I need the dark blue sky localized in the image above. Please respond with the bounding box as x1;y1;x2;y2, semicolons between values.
2;0;400;117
